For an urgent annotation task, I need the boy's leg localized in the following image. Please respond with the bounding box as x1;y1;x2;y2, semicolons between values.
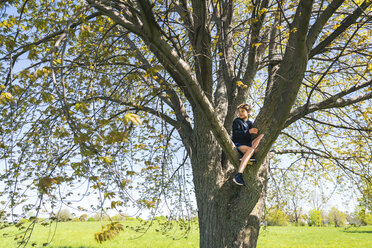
237;145;255;173
237;134;264;173
252;134;264;150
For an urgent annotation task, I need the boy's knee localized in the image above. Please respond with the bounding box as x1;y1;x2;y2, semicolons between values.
246;147;255;153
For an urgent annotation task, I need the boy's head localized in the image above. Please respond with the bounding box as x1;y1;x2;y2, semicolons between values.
237;104;251;119
237;103;251;112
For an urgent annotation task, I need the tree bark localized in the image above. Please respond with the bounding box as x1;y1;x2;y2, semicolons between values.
191;109;270;248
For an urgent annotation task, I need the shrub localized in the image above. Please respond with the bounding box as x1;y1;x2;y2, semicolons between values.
93;213;110;221
72;217;80;222
355;206;372;225
57;209;72;222
112;214;127;221
365;213;372;224
265;209;289;226
298;219;306;226
308;210;322;227
79;214;88;222
328;207;346;227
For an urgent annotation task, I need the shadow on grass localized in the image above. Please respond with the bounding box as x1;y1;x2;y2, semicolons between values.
56;247;95;248
343;230;372;234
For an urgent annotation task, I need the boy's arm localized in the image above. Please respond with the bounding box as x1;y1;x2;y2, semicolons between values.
248;121;258;134
249;128;259;134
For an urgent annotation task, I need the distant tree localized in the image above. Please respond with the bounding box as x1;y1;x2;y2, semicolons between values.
266;161;306;225
264;208;289;226
93;212;110;221
355;206;372;225
358;177;372;212
79;214;88;222
87;217;96;222
72;217;80;222
328;207;346;227
112;214;127;221
308;209;322;227
57;209;72;222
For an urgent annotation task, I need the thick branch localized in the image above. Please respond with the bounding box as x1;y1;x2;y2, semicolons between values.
254;0;314;148
285;80;372;127
213;0;234;125
306;0;345;51
89;0;241;167
302;116;372;132
86;0;143;35
190;0;213;97
309;0;371;58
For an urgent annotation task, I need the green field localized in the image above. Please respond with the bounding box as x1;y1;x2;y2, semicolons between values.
0;221;371;248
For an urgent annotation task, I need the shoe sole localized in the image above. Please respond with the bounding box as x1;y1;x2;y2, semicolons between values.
233;178;245;186
239;159;256;163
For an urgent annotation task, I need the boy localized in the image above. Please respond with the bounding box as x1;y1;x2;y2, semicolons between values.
232;104;264;186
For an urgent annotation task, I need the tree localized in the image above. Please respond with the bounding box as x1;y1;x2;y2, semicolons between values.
1;0;371;247
355;205;372;225
308;209;322;227
358;177;372;212
79;214;88;222
56;209;72;222
264;207;289;226
328;207;346;227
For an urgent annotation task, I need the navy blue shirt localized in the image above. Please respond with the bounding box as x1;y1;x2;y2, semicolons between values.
232;118;253;147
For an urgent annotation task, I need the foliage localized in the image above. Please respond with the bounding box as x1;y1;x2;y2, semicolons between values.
308;209;323;227
355;206;372;225
358;177;372;212
0;0;371;246
112;214;128;222
264;208;289;226
56;209;72;222
94;222;124;244
328;207;346;227
79;214;88;222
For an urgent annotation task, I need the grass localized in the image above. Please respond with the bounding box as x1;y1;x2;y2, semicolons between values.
0;221;371;248
0;220;199;248
257;225;372;248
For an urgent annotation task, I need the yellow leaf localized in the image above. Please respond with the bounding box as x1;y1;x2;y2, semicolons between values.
236;81;248;88
52;59;61;65
0;92;15;104
124;113;142;125
99;156;112;164
236;81;244;86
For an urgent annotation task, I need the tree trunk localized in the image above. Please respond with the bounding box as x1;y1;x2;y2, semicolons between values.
191;110;270;248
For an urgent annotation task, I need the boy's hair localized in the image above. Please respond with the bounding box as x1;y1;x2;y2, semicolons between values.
237;103;251;112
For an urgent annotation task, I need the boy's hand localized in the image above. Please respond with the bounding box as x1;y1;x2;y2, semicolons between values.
249;128;258;134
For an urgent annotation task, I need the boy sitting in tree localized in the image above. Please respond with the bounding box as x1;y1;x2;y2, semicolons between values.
232;104;264;186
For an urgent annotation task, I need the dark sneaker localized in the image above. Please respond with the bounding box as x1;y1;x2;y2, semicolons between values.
233;173;246;186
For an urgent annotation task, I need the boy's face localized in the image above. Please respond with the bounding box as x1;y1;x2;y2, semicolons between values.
237;108;249;120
